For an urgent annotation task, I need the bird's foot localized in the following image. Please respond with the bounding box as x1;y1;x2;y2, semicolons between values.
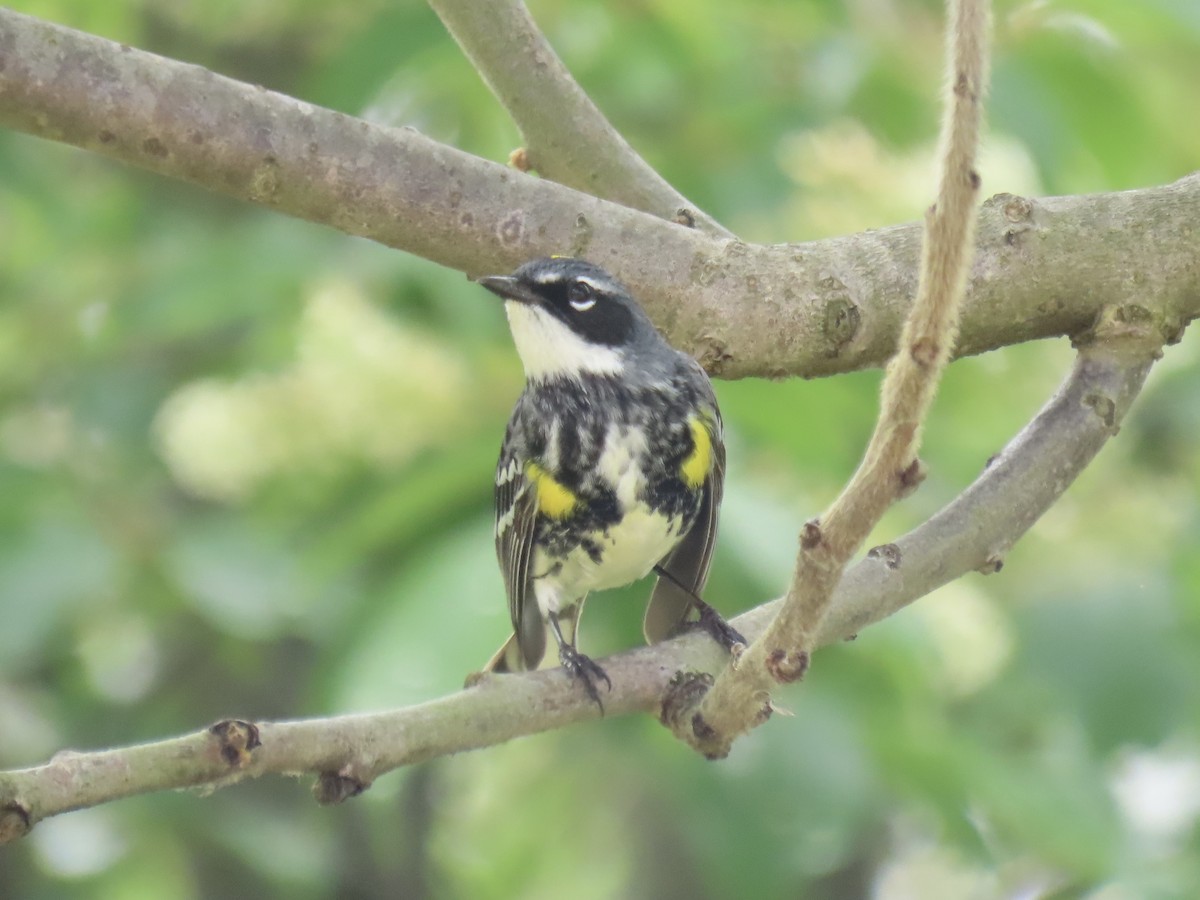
693;600;747;652
559;644;612;712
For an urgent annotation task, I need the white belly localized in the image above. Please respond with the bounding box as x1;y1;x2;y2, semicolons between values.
532;503;682;616
589;505;681;589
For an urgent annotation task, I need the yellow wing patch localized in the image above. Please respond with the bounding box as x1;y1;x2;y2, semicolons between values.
526;462;578;518
681;416;713;488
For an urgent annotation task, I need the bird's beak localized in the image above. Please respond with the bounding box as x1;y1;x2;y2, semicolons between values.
476;275;541;306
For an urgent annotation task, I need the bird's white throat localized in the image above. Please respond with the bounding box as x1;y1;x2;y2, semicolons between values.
505;301;624;382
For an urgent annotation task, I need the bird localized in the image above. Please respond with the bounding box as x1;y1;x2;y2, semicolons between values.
476;256;743;708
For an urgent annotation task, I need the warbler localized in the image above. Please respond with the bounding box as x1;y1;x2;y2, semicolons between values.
476;257;743;707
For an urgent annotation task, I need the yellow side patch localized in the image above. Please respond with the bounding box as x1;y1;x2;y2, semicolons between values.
526;462;578;518
681;417;713;488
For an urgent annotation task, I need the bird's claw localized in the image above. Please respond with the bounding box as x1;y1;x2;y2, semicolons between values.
559;644;611;712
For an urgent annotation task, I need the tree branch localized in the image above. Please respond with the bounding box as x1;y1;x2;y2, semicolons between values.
0;8;1195;381
0;312;1160;842
664;0;991;757
428;0;732;238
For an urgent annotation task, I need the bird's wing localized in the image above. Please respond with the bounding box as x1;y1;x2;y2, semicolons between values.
494;440;546;669
643;413;726;643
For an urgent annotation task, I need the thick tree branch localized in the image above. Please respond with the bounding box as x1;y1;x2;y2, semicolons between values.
428;0;732;238
0;8;1195;381
715;313;1163;647
818;314;1162;640
0;314;1160;841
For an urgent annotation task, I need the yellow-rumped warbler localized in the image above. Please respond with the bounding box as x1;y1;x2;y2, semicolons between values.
476;257;743;707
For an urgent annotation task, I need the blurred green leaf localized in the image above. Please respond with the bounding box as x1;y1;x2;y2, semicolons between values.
332;513;505;710
0;516;118;671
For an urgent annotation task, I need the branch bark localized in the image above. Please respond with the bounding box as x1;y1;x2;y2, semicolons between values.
428;0;732;237
0;8;1195;381
0;315;1159;842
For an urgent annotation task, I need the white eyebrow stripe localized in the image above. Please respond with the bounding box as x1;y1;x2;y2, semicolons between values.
529;269;615;293
573;275;606;290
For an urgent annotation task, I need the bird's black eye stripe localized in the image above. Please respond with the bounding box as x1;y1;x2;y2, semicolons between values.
567;281;597;311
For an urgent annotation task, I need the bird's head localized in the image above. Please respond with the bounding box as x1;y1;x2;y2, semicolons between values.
477;257;663;383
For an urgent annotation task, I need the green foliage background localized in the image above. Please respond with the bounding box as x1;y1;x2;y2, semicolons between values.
3;1;1200;897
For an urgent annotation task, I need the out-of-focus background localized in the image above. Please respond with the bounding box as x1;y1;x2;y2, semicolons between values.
2;1;1199;897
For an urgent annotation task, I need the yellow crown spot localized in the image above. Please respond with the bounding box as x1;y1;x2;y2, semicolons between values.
681;417;713;488
526;462;578;518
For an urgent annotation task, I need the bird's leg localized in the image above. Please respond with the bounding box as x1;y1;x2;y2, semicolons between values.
548;611;611;712
652;564;746;652
692;599;747;652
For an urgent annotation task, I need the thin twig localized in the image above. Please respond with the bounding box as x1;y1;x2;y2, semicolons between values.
0;8;1195;379
427;0;732;238
669;0;993;757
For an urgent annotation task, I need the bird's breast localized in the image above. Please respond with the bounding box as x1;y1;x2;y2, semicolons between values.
594;423;650;510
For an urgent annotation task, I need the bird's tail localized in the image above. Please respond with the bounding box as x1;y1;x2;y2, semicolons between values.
482;633;525;673
482;605;581;673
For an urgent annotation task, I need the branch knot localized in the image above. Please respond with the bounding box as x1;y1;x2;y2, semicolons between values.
765;648;810;684
0;803;31;845
897;458;927;497
208;719;261;769
799;518;823;550
866;542;903;569
313;769;368;806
